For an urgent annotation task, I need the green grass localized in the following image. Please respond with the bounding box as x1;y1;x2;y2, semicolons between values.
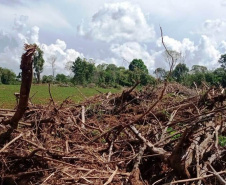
0;84;120;109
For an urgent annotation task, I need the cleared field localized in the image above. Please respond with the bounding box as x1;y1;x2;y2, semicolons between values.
0;84;120;109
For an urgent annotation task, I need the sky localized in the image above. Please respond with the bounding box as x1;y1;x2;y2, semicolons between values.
1;0;226;76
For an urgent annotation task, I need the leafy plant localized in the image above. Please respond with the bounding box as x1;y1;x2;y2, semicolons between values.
167;127;181;140
219;135;226;147
91;130;100;136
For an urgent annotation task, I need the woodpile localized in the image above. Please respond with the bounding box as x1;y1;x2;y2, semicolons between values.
0;82;225;185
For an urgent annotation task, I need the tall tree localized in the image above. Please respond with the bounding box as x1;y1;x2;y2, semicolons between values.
48;55;57;77
214;67;226;87
164;50;185;69
129;59;148;74
172;63;189;82
129;59;152;85
33;46;45;83
218;54;226;70
71;57;95;85
154;67;166;80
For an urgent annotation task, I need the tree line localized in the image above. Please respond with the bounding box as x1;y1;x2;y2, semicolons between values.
1;46;226;88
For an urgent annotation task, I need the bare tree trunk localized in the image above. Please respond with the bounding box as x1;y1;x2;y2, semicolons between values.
37;72;40;84
49;55;56;78
0;44;36;143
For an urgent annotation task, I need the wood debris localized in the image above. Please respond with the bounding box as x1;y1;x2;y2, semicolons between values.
0;82;225;185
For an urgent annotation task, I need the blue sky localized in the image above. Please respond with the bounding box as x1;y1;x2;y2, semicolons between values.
1;0;226;75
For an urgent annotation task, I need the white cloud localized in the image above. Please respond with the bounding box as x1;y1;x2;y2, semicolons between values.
156;36;182;52
155;36;196;68
221;0;226;6
201;19;226;38
41;39;84;75
218;40;226;53
0;15;83;75
154;34;222;70
193;19;226;43
193;35;221;68
0;0;24;6
110;42;155;71
79;2;155;42
203;19;225;32
0;3;71;30
13;15;29;32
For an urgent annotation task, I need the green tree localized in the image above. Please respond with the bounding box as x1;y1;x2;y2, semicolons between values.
33;47;45;84
172;63;189;82
0;67;16;84
213;68;226;87
95;64;108;86
71;57;95;85
129;59;148;74
117;67;132;87
55;74;70;83
204;72;218;86
129;59;150;85
218;54;226;70
42;75;54;83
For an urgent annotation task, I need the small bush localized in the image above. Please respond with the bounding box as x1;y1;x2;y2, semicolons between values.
87;83;96;88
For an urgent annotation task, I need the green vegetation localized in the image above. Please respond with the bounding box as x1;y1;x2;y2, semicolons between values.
2;49;226;110
218;54;226;70
70;57;156;87
71;57;95;85
0;67;17;85
219;135;226;147
0;85;120;109
2;49;226;89
167;127;181;140
33;46;45;84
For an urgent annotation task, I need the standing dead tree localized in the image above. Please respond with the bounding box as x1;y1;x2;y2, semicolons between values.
0;44;37;143
48;55;57;77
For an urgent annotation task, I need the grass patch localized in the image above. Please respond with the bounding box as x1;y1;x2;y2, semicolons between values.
0;84;120;109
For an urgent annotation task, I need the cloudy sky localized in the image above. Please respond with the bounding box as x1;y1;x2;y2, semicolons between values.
1;0;226;75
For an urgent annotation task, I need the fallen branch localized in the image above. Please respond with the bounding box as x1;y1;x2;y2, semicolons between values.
207;162;226;185
104;166;118;185
170;170;226;184
0;133;23;153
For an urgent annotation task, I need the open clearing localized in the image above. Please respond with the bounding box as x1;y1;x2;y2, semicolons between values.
0;82;225;184
0;85;120;109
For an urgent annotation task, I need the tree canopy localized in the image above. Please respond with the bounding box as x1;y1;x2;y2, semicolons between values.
3;50;226;89
172;63;189;82
71;57;95;85
33;46;45;84
129;59;148;74
0;67;16;84
218;54;226;70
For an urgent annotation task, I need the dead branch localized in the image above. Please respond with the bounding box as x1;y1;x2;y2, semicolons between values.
104;166;118;185
170;171;226;184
